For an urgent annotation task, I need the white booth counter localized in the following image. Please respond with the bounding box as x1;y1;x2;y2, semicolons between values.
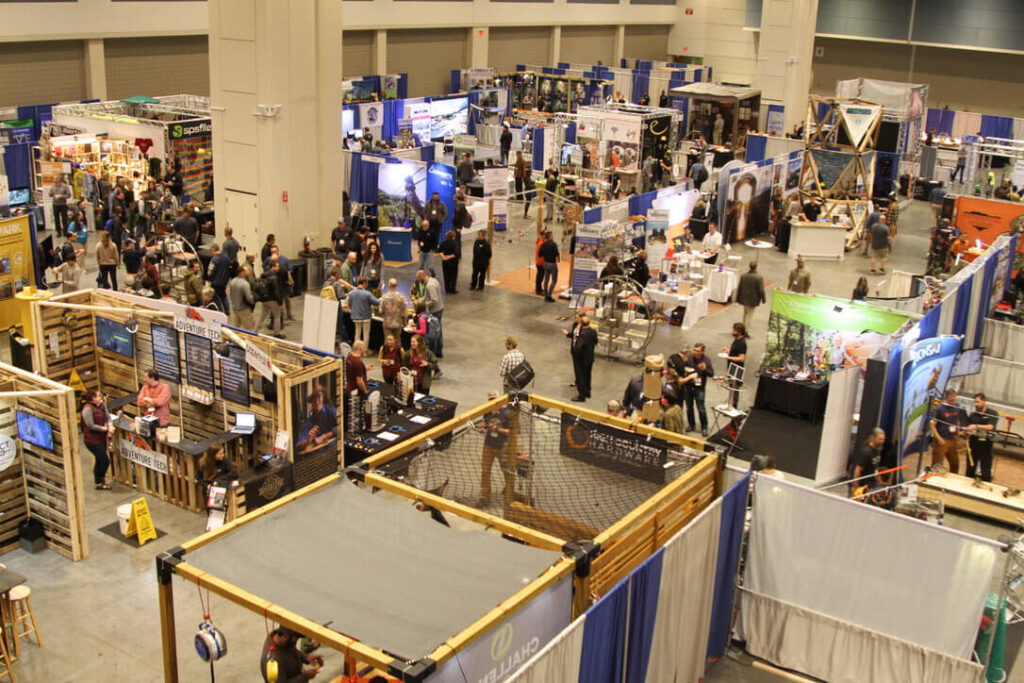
788;221;848;260
644;284;709;329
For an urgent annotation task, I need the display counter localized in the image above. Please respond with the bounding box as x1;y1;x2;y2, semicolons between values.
788;221;847;260
704;265;738;303
343;380;457;466
644;285;709;329
379;227;413;263
754;375;829;423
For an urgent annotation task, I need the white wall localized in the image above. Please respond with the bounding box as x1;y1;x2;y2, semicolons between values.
0;0;208;42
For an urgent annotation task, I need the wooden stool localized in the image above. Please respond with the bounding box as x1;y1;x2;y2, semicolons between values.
0;633;13;681
6;585;41;657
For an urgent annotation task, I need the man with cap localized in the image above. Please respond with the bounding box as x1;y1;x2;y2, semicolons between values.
788;256;811;293
260;625;323;682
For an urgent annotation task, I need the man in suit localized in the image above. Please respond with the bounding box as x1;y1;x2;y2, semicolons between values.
570;316;598;402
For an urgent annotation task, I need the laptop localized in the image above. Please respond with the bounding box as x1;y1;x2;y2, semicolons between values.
231;412;257;435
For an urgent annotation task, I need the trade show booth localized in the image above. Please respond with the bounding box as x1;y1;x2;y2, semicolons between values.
836;77;927;160
158;393;721;682
671;83;761;150
50;95;213;202
29;289;341;519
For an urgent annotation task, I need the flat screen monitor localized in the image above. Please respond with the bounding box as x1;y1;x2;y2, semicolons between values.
96;316;134;358
561;143;581;166
951;347;984;377
7;189;30;206
17;411;54;451
429;96;469;139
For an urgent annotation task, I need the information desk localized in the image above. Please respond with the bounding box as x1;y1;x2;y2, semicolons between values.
754;375;830;424
109;411;252;513
343;380;457;466
788;221;847;260
644;285;709;329
379;228;413;263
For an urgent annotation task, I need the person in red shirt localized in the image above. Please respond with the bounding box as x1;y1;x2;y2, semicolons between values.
345;340;373;395
137;369;172;425
378;334;403;385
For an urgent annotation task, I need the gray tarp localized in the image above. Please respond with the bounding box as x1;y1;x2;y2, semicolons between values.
188;477;562;660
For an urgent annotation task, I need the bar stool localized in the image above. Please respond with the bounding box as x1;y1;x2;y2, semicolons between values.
0;636;13;682
6;585;41;658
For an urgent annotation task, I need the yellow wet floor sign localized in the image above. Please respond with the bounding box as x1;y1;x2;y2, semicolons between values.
125;497;157;546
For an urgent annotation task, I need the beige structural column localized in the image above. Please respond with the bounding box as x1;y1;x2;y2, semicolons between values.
372;29;387;74
613;25;625;66
468;27;489;68
83;39;106;101
208;0;343;259
755;0;819;129
549;26;561;65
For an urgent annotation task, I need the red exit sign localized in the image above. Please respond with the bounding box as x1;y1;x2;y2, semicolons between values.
685;7;694;14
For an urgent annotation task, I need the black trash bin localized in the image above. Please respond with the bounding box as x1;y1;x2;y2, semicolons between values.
19;517;45;553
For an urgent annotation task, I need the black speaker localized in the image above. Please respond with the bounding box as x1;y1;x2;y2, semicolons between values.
876;121;900;154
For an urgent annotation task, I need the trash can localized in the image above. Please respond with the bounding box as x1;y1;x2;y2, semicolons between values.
301;251;323;293
117;504;133;536
290;260;306;297
19;517;45;553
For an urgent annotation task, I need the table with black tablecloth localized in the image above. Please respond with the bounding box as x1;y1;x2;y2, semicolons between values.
343;381;457;466
755;375;830;423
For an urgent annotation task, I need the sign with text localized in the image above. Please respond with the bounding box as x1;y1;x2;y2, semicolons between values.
174;308;222;341
560;412;668;484
244;339;274;381
120;438;169;475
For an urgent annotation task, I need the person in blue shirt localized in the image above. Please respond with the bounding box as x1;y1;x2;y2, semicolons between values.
296;384;338;454
347;277;380;345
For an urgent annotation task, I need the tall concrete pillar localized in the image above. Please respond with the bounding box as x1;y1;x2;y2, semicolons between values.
468;27;489;68
756;0;819;129
549;26;561;65
83;39;106;101
373;29;387;74
613;25;625;66
208;0;343;259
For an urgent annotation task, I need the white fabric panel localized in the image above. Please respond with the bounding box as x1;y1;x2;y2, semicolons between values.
644;500;720;683
815;365;859;483
1014;117;1024;143
746;477;998;659
952;113;982;141
741;590;985;683
961;356;1024;407
506;615;585;683
613;73;632;101
981;318;1024;362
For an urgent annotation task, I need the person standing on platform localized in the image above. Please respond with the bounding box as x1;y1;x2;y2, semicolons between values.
788;256;811;293
538;231;560;302
964;392;999;481
499;124;513;166
735;261;765;332
184;259;203;307
701;222;723;265
207;242;232;313
137;369;172;426
95;230;120;290
378;278;409;341
81;389;114;491
570;316;598;402
684;344;714;436
437;230;461;295
930;388;965;473
347;277;380;345
470;229;492;291
228;265;256;331
499;336;526;393
721;322;748;408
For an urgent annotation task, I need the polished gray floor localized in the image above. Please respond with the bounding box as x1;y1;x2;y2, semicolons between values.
5;199;1018;682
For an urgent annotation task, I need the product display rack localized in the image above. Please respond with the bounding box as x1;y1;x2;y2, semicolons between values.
573;274;655;363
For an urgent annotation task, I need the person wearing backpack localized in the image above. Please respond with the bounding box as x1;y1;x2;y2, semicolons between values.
499;337;527;393
254;260;284;338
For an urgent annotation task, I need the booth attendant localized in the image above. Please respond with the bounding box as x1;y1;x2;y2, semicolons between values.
137;369;172;426
81;389;114;490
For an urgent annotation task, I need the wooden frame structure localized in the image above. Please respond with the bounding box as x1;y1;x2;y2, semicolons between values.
28;289;341;516
156;393;721;682
0;362;86;561
802;96;881;199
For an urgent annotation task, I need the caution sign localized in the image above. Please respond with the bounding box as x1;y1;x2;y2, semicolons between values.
125;497;157;546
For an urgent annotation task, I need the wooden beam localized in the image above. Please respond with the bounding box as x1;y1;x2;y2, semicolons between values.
363;472;567;551
158;576;178;683
220;326;285;377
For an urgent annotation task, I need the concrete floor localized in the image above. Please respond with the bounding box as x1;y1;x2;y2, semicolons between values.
4;198;1019;682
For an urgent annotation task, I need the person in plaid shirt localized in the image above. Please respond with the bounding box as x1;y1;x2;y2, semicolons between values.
499;336;527;392
886;196;900;237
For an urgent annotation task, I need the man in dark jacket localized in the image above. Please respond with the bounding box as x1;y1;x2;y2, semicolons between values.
437;230;461;294
425;192;448;240
538;231;560;302
207;243;232;313
570;316;598;402
173;208;199;247
259;626;323;683
457;152;476;187
255;259;285;338
735;260;766;333
499;124;513;165
470;230;492;291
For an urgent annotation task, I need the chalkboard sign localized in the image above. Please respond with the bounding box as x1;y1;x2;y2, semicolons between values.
150;323;180;383
183;332;215;399
560;413;668;484
219;344;250;406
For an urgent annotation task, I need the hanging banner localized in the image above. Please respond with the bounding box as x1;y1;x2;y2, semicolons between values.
482;166;508;232
839;103;882;148
784;152;803;198
899;335;963;458
244;339;274;381
570;222;604;295
766;107;785;136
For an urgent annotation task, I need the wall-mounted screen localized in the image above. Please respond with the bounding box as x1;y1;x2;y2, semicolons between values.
219;344;250;406
17;411;53;451
150;323;181;383
95;316;134;358
430;96;469;139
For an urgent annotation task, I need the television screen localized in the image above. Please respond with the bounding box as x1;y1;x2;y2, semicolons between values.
17;411;54;451
951;347;984;377
7;189;30;206
95;316;135;358
430;97;469;139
